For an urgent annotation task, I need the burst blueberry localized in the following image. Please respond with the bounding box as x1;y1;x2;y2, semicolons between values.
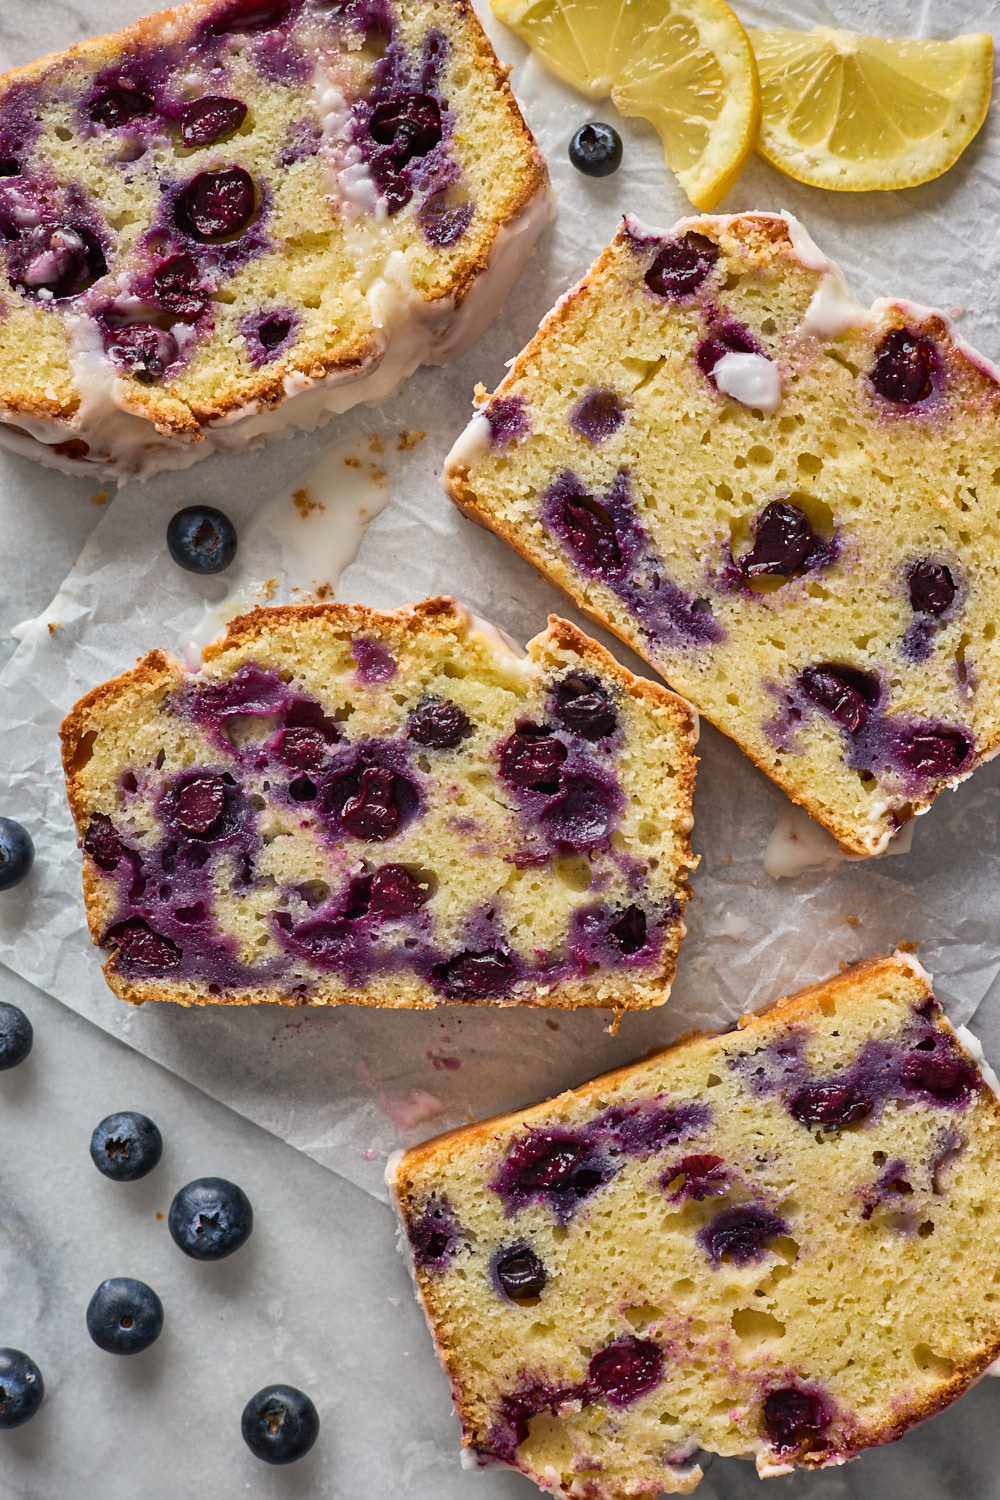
90;1111;163;1181
499;725;566;791
177;166;257;240
407;697;471;749
181;96;247;147
739;502;819;578
588;1338;663;1406
907;558;956;616
433;948;516;1000
104;322;178;382
553;673;617;740
698;1204;788;1266
86;1277;164;1354
568;122;622;177
870;329;936;404
645;233;718;299
241;1384;319;1465
89;86;155;129
168;1176;253;1259
799;664;880;733
167;504;238;574
494;1245;547;1300
762;1387;831;1452
790;1083;872;1128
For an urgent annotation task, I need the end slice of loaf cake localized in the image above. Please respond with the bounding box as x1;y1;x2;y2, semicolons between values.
390;953;1000;1497
61;597;697;1009
444;212;1000;856
0;0;549;479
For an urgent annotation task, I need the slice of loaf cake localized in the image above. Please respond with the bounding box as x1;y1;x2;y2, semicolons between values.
390;953;1000;1496
0;0;548;479
444;212;1000;856
60;597;697;1009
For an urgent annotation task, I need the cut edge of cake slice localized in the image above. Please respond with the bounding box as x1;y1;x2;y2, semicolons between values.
61;595;698;1010
442;210;1000;858
389;950;1000;1497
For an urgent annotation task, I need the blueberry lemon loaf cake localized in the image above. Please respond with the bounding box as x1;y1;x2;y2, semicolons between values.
0;0;548;479
445;213;1000;855
61;598;697;1008
391;953;1000;1496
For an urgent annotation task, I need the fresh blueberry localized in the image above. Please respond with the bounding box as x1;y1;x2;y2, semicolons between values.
588;1337;663;1406
739;502;819;578
89;86;155;129
241;1384;319;1465
790;1083;871;1129
494;1246;547;1300
90;1112;163;1181
167;505;238;574
0;819;33;890
799;663;880;733
0;1349;44;1427
0;1004;32;1071
169;1177;253;1260
104;322;178;382
86;1277;164;1354
180;97;247;148
645;232;719;299
568;122;622;177
870;330;936;404
907;558;956;616
407;698;471;749
177;167;257;240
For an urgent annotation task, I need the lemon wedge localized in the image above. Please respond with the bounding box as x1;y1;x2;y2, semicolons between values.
750;27;993;191
491;0;760;210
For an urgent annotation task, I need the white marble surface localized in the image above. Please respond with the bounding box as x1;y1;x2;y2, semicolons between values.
3;0;1000;1495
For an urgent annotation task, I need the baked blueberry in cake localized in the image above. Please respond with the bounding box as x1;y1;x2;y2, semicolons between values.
0;0;549;478
444;212;1000;856
390;953;1000;1497
60;597;697;1009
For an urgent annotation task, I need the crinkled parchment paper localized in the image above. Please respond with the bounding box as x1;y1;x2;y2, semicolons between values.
2;0;1000;1219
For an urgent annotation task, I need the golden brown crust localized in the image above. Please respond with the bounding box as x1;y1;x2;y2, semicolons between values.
61;597;697;1010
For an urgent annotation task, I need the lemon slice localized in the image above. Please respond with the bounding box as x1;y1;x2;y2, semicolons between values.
750;27;993;191
491;0;760;210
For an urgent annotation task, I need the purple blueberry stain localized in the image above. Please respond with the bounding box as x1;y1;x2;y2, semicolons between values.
241;307;298;366
594;1098;710;1159
486;395;530;448
644;232;719;300
350;637;397;685
409;1195;463;1272
849;715;974;791
698;1204;789;1267
568;901;666;972
351;28;452;216
870;329;939;406
491;1128;611;1220
762;1386;833;1455
418;192;473;247
728;1031;808;1100
570;389;626;446
542;469;723;649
